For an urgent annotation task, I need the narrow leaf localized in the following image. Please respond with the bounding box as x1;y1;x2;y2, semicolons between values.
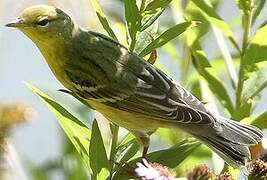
145;138;200;167
252;0;266;25
189;43;234;114
117;140;140;164
242;63;267;103
251;111;267;129
135;19;158;54
139;21;196;57
124;0;141;41
141;10;163;31
58;89;95;110
118;132;136;147
89;119;110;179
91;0;118;41
90;120;110;178
140;0;172;31
191;0;239;51
241;25;267;76
26;83;91;170
115;133;140;163
239;24;267;105
144;0;172;13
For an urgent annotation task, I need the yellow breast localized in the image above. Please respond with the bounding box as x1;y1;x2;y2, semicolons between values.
86;99;165;132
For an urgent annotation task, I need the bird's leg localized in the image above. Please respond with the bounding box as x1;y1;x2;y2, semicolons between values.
139;135;150;158
131;130;155;158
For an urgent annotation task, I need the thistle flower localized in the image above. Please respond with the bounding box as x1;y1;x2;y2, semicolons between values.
248;159;267;180
134;159;176;180
187;164;214;180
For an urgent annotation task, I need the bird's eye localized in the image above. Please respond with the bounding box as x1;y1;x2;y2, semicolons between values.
37;18;49;26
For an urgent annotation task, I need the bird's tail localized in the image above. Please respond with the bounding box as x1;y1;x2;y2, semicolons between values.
189;116;263;167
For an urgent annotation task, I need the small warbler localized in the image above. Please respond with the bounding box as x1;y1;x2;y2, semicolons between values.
6;5;263;167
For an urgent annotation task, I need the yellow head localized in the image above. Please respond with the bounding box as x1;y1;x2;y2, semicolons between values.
6;5;76;44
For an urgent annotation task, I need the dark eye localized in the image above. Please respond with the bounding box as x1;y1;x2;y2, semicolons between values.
37;18;49;26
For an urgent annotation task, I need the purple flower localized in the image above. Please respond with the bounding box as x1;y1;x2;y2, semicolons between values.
134;159;176;180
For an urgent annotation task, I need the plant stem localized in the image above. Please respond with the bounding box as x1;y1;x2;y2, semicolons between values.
140;0;146;12
241;5;253;54
236;0;253;108
109;123;119;179
129;38;137;52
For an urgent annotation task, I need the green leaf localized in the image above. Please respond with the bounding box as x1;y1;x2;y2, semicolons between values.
113;138;200;179
58;89;95;110
252;0;266;25
141;10;163;32
189;42;234;115
239;25;267;106
241;25;267;78
116;139;140;164
117;132;136;147
145;138;200;167
90;0;118;41
124;0;141;45
191;0;239;51
115;133;140;163
144;0;172;13
134;19;158;54
26;83;91;170
242;62;267;103
139;21;196;57
89;119;110;179
140;0;172;31
251;111;267;129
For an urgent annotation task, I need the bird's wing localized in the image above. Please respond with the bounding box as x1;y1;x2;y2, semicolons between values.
106;64;215;125
75;31;215;125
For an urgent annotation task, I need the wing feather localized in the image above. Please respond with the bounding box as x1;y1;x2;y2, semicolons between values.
73;31;216;125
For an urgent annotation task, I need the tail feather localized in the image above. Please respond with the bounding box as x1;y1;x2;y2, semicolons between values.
227;119;263;141
220;119;262;145
200;135;249;166
188;116;263;167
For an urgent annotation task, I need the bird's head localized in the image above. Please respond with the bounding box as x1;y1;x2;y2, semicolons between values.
6;5;76;44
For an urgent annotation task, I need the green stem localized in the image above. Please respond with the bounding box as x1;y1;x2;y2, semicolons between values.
236;0;253;108
129;38;137;52
140;0;146;12
241;10;252;54
109;123;119;179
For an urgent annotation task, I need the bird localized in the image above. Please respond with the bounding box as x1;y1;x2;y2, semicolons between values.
6;5;263;167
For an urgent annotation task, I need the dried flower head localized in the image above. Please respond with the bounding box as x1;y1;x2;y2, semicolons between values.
217;172;233;180
0;103;35;148
248;159;267;180
0;103;34;131
187;164;214;180
135;159;176;180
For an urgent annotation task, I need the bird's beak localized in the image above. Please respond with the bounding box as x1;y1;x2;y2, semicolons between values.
5;18;26;28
